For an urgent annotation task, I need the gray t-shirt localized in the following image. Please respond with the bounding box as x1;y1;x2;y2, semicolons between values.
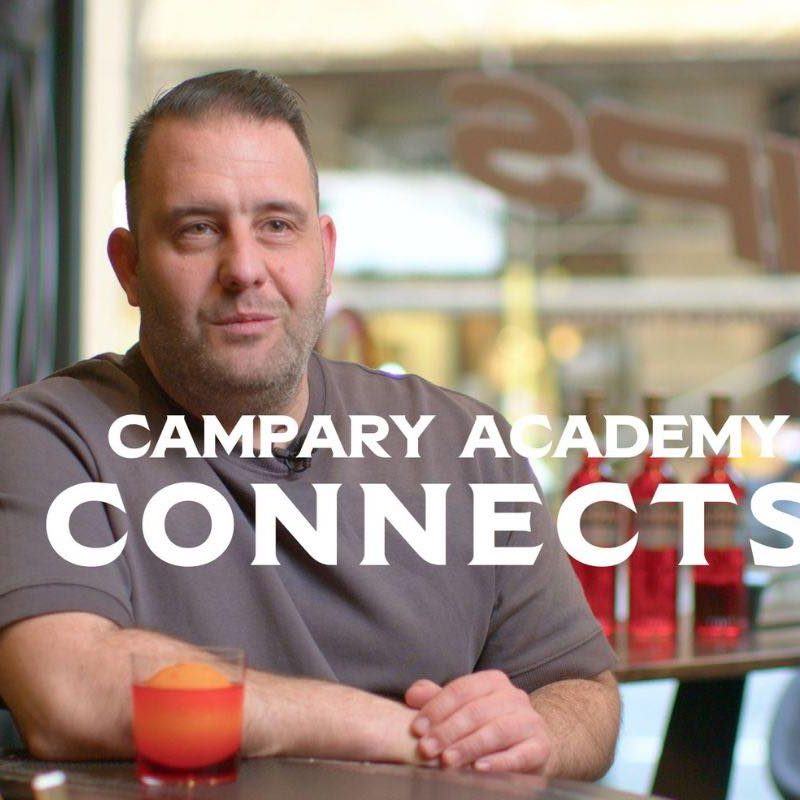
0;347;615;699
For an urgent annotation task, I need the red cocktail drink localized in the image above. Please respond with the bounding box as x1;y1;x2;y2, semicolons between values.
131;650;245;785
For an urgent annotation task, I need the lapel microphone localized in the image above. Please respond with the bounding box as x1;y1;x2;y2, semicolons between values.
273;434;313;473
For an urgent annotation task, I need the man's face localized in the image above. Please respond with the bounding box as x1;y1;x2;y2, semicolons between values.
114;114;335;416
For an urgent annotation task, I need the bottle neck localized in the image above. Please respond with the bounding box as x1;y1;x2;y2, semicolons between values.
643;451;663;468
582;452;605;472
565;450;608;493
708;452;730;473
699;451;744;500
640;439;671;475
706;453;731;483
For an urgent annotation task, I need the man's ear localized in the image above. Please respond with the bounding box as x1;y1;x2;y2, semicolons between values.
107;228;140;307
319;214;336;296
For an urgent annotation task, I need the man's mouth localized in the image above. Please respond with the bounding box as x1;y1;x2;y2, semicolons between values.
211;312;279;334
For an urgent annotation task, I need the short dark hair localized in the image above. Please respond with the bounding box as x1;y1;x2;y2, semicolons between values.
123;69;318;229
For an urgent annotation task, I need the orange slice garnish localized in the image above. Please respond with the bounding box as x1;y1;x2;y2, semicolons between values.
144;661;231;689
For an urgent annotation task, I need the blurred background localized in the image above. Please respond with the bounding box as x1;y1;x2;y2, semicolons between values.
4;1;800;797
18;0;800;491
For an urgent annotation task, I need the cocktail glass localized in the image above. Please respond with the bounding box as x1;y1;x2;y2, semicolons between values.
131;647;246;786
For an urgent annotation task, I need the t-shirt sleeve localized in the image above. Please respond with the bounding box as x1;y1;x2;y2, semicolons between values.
473;449;617;691
0;391;134;632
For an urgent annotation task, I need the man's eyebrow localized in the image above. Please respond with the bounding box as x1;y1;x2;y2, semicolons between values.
162;201;309;225
252;200;309;222
162;206;220;225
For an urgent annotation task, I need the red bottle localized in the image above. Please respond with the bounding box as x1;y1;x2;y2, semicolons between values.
628;396;679;638
566;392;617;636
694;395;747;638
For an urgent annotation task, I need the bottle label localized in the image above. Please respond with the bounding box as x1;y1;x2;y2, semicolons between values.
704;503;739;549
579;502;619;548
634;502;679;550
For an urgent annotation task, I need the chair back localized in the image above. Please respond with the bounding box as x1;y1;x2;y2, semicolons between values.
770;670;800;800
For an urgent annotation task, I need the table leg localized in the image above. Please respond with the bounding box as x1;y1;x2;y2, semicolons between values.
652;677;746;800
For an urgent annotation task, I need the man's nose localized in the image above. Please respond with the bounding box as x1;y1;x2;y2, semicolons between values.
217;229;269;291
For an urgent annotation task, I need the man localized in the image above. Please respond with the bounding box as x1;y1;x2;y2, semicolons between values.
0;70;619;776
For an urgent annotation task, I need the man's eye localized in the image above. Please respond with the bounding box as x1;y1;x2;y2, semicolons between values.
182;222;214;236
265;219;289;233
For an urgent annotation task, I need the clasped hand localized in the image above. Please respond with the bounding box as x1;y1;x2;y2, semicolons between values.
404;669;553;773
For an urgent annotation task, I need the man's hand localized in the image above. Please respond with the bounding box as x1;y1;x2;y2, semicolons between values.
405;669;620;779
405;670;553;773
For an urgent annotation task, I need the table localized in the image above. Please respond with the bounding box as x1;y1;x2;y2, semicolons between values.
613;617;800;800
0;754;667;800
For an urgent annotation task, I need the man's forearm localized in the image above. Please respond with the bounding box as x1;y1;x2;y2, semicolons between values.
529;671;620;780
0;614;419;764
243;669;418;762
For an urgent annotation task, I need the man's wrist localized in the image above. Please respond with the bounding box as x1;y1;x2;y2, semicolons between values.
241;670;422;764
366;702;417;763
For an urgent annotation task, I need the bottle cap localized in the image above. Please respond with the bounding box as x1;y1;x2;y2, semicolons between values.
710;395;731;431
643;394;664;424
583;391;604;435
643;395;664;439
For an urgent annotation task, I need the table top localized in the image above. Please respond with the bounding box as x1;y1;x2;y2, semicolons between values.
0;753;667;800
614;615;800;682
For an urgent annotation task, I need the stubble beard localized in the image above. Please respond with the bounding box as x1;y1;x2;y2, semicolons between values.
140;283;327;420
